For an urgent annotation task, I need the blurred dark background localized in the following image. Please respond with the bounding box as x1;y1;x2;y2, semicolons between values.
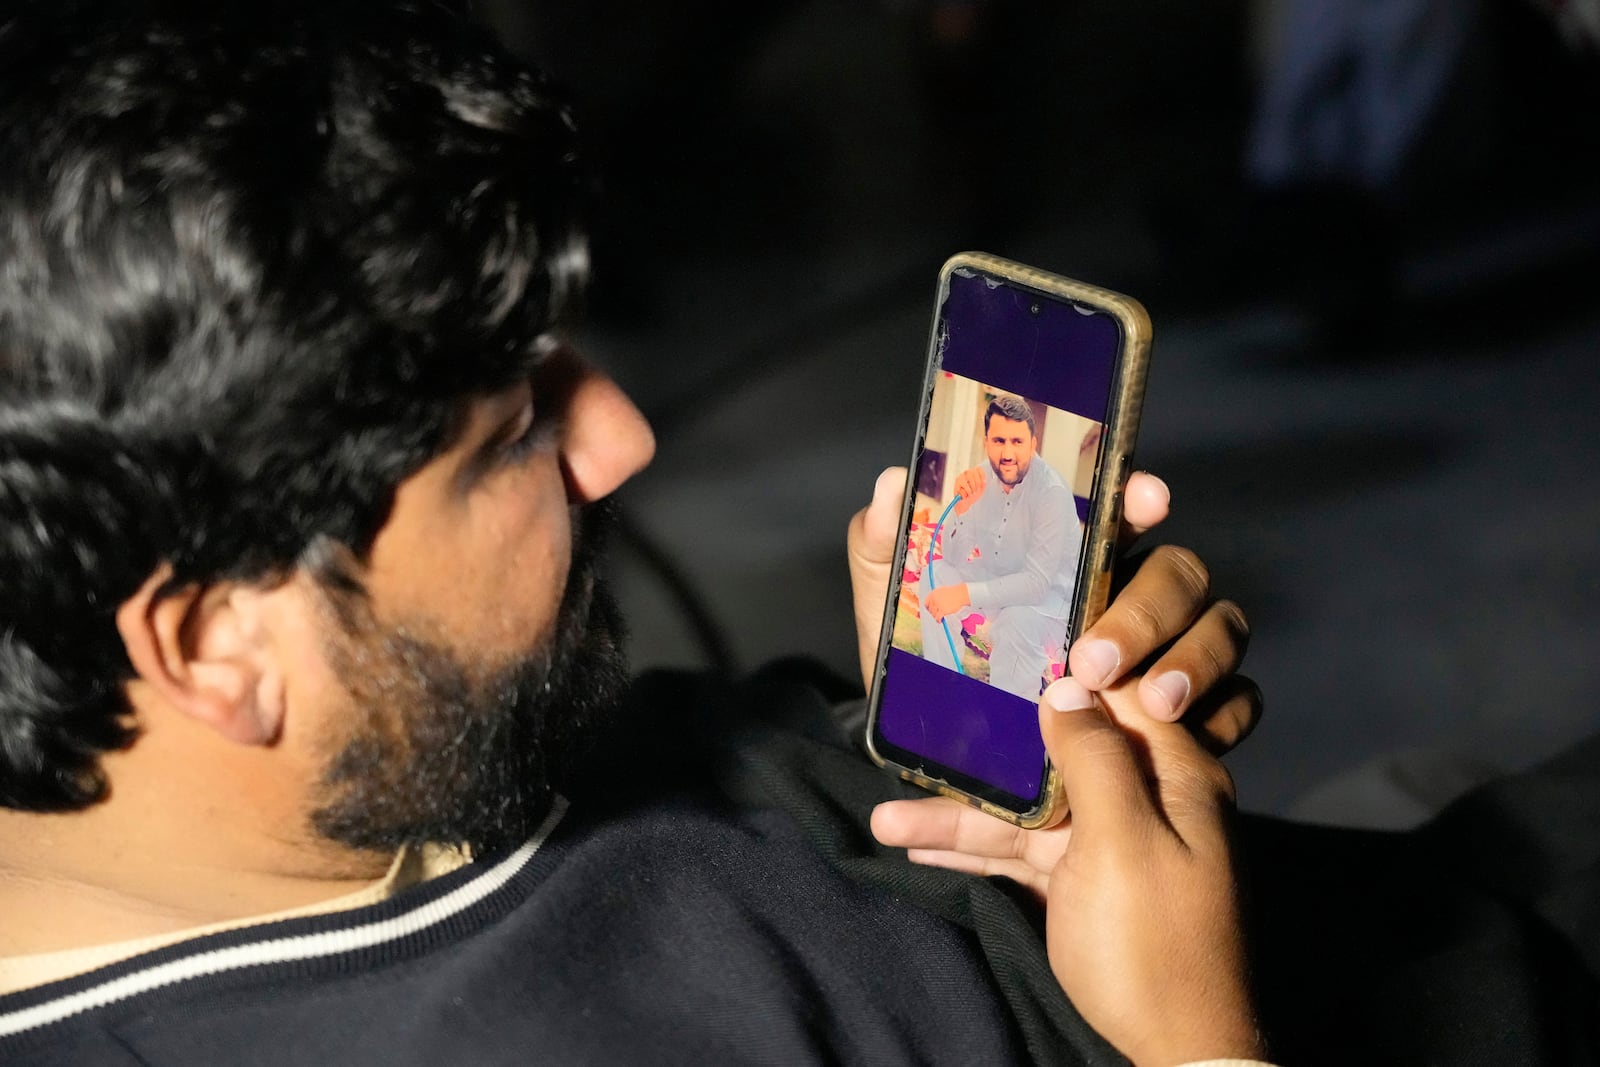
481;0;1600;827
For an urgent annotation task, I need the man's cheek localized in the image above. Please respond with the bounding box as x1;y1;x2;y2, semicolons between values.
487;517;572;643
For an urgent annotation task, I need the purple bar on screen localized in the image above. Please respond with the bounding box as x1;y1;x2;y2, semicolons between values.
941;270;1119;422
877;647;1045;800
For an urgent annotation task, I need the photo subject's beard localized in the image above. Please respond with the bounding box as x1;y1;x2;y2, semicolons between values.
310;503;630;857
991;458;1028;486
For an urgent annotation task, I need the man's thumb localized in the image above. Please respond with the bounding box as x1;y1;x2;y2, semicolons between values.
1040;677;1152;836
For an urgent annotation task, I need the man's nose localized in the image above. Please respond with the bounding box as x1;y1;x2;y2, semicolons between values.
560;365;656;504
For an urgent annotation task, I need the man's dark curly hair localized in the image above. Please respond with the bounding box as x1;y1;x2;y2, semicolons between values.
983;395;1036;438
0;0;591;811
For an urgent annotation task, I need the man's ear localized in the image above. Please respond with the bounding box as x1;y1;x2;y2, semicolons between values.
115;567;286;746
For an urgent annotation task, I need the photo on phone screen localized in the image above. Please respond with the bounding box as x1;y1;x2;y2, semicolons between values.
890;376;1102;700
867;255;1147;822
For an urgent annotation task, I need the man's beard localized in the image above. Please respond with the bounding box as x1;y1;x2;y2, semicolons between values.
990;458;1028;486
309;503;629;857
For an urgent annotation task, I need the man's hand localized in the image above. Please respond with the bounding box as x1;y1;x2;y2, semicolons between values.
950;466;986;515
923;583;970;622
1031;679;1263;1066
870;677;1263;1065
1068;543;1255;738
847;466;1255;741
858;469;1261;886
855;468;1266;1064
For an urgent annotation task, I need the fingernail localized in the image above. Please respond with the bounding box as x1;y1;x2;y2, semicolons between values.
1073;639;1120;688
1044;677;1094;712
1145;670;1191;719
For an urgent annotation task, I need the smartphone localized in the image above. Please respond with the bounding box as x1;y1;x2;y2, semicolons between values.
864;252;1151;828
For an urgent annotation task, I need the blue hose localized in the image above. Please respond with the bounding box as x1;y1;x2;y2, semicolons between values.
925;495;965;675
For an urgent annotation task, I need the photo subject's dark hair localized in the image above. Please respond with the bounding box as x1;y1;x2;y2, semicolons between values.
0;0;590;810
983;394;1036;437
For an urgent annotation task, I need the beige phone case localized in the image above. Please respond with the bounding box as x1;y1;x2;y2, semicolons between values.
864;251;1152;829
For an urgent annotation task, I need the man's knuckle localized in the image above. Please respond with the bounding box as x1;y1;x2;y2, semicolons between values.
1112;593;1165;641
1213;598;1251;641
1208;761;1238;805
1174;756;1236;807
1192;637;1230;681
1152;544;1210;599
1066;722;1129;765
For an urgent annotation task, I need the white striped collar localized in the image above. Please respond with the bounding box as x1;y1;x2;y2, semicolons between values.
0;797;567;1040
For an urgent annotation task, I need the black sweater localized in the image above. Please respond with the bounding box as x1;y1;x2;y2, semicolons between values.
0;664;1121;1066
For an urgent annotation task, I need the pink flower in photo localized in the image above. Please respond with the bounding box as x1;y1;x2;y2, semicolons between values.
1041;642;1067;691
966;546;981;562
959;615;992;661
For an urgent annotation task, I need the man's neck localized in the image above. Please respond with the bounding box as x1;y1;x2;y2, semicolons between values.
0;856;387;959
0;809;391;958
0;736;391;958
